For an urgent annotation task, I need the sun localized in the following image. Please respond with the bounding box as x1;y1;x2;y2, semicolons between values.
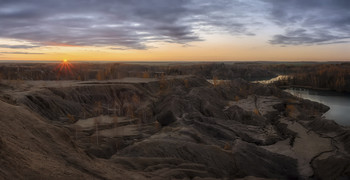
55;59;74;79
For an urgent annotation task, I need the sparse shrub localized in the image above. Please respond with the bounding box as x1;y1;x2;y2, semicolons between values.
223;142;231;150
96;71;104;81
132;94;140;106
67;114;76;123
113;116;118;136
184;79;189;88
114;100;121;116
142;71;150;78
67;114;79;140
94;118;101;145
286;104;297;117
159;74;168;92
253;108;260;116
81;109;87;119
126;104;134;118
94;101;102;116
155;121;161;130
213;76;219;87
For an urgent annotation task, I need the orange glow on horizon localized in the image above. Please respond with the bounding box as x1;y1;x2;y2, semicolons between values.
0;35;349;62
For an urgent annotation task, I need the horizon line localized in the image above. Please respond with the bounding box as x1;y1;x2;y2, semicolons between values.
0;60;349;63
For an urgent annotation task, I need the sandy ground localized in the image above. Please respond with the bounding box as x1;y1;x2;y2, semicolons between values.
228;95;281;116
75;115;130;130
74;115;143;138
262;118;333;178
230;96;335;177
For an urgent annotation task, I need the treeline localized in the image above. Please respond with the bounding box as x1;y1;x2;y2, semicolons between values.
0;62;276;81
165;63;276;81
0;63;161;81
274;64;350;92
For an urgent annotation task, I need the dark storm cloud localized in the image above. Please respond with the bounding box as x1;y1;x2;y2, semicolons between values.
0;0;256;49
266;0;350;45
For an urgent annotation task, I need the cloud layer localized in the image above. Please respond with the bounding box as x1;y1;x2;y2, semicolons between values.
0;0;349;49
267;0;350;45
0;51;44;55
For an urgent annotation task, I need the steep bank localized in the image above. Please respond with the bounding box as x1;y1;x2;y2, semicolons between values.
0;99;150;179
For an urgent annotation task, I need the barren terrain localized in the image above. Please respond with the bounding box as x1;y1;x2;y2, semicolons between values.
0;63;349;179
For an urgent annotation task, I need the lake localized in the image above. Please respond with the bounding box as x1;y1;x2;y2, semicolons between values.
285;88;350;126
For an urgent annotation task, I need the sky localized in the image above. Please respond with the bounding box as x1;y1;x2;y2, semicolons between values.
0;0;349;61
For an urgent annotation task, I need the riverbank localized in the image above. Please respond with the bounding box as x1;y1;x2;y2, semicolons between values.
278;85;332;91
285;88;350;126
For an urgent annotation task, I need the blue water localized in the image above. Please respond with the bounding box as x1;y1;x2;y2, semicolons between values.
285;88;350;126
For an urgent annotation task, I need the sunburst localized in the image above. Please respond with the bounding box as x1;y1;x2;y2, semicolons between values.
55;59;74;79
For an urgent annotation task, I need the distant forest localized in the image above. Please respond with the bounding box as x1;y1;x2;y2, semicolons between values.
0;62;276;81
270;63;350;92
1;62;349;92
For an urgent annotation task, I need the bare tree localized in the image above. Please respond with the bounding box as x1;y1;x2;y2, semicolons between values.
94;118;101;145
213;76;219;87
142;71;150;78
132;94;140;106
184;79;189;88
113;116;118;137
67;114;79;140
94;101;102;116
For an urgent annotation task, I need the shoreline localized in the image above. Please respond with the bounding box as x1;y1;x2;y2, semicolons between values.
278;85;350;94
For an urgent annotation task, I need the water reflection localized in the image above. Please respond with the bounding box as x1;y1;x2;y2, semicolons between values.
253;75;289;84
285;88;350;126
